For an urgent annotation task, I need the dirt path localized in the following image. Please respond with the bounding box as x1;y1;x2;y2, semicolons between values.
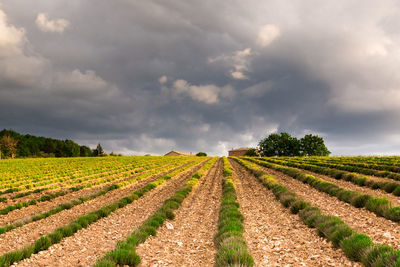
13;160;207;267
288;165;400;205
259;165;400;250
0;162;186;226
231;160;357;266
136;159;222;266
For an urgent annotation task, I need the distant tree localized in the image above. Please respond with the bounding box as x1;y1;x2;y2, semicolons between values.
300;134;330;156
80;146;92;157
0;129;97;158
0;135;18;158
258;132;301;157
244;148;259;157
196;152;207;156
93;143;104;156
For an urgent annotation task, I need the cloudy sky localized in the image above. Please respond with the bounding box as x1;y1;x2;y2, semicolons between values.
1;0;400;156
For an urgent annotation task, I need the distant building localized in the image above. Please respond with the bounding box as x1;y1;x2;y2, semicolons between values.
228;147;252;157
164;150;194;156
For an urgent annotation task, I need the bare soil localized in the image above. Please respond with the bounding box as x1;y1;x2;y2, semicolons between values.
0;161;196;254
13;160;207;267
290;166;400;205
230;160;356;266
136;159;222;266
260;165;400;250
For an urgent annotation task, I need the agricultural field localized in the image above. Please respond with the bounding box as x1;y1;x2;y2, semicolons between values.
0;156;399;266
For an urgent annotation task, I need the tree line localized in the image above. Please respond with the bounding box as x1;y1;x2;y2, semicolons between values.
257;132;330;157
0;129;105;158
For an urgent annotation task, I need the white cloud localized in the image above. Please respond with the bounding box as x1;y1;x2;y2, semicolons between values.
158;75;168;84
208;48;252;80
36;13;70;33
0;9;48;87
170;79;234;104
257;24;280;47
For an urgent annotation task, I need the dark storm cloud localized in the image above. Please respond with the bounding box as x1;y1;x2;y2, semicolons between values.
1;0;400;155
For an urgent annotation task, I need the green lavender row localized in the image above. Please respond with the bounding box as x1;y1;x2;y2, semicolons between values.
262;157;400;197
214;157;253;266
93;157;217;267
0;158;208;267
0;160;197;236
250;158;400;222
234;157;400;266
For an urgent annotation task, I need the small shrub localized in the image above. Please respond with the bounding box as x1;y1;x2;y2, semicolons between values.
94;259;116;267
351;194;372;208
165;209;175;220
289;200;309;214
105;249;140;266
365;198;391;217
34;236;52;253
393;186;400;196
361;244;395;266
49;231;63;243
383;183;398;193
355;177;367;186
341;233;373;261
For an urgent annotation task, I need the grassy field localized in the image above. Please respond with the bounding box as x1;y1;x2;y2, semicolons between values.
0;156;400;266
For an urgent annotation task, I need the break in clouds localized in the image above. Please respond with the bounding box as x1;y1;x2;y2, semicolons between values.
1;0;400;156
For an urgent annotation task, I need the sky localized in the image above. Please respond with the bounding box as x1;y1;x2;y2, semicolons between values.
1;0;400;156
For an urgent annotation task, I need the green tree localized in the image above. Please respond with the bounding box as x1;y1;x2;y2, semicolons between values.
80;146;92;157
0;135;18;158
258;132;301;157
93;143;104;156
196;152;207;156
244;148;259;157
300;134;330;156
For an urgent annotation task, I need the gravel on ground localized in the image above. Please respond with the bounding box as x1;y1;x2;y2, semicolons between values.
136;159;222;266
231;159;358;267
12;160;207;267
259;165;400;250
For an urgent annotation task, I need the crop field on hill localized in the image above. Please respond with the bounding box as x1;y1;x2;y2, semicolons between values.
0;156;400;266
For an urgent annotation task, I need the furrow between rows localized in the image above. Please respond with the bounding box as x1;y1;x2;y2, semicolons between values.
257;165;400;250
0;161;194;254
231;159;355;266
13;159;207;267
136;158;222;266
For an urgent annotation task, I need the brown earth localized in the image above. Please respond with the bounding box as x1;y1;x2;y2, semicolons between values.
258;165;400;250
0;161;198;254
13;159;207;267
230;160;357;266
287;165;400;205
136;158;222;266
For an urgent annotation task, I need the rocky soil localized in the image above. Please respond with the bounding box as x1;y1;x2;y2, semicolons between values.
13;160;207;267
136;159;222;266
260;165;400;250
231;159;358;266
